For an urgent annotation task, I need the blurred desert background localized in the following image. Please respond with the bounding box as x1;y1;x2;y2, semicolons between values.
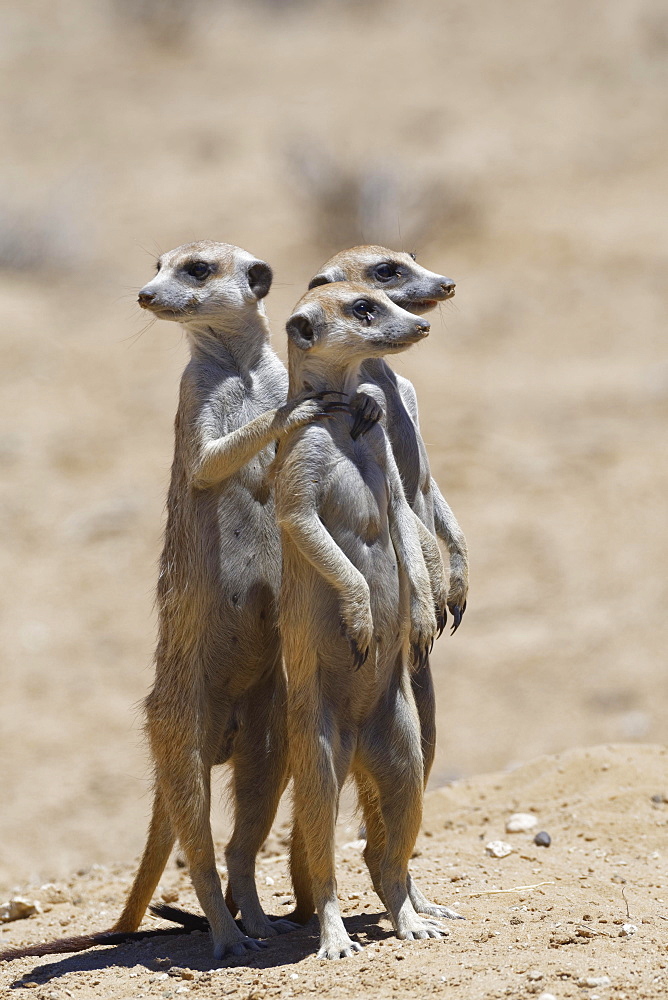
1;0;667;896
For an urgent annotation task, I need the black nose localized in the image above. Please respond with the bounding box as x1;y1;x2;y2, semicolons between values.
416;320;430;334
441;279;456;297
138;291;155;306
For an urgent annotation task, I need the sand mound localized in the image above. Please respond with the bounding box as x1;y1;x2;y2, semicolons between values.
2;743;666;998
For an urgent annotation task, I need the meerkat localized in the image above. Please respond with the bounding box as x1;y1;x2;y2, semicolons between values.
147;253;458;936
285;246;468;926
0;242;371;966
274;281;449;959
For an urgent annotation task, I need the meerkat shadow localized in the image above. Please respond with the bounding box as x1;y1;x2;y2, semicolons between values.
5;912;391;986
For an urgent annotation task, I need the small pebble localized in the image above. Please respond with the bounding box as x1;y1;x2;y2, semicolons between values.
169;968;195;980
537;993;557;1000
161;888;180;903
534;831;551;847
578;976;612;988
651;793;668;804
265;876;275;886
505;813;537;834
0;898;42;922
485;840;513;858
40;884;69;905
527;971;543;981
152;957;172;970
619;923;637;937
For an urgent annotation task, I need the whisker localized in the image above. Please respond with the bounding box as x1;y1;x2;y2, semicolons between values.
121;315;157;346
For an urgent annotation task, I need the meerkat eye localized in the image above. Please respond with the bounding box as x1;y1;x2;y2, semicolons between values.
409;252;417;261
187;261;211;280
155;260;162;272
372;263;396;282
352;299;375;324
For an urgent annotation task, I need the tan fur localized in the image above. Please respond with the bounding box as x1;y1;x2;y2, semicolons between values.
295;246;467;924
111;242;367;960
275;282;448;959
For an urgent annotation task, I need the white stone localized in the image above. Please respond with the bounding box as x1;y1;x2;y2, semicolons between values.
485;840;513;858
0;897;42;922
537;993;557;1000
579;977;611;988
620;923;637;937
342;839;366;851
505;812;538;833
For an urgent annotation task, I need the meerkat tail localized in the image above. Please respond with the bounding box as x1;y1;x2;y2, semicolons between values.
0;923;208;962
148;901;210;930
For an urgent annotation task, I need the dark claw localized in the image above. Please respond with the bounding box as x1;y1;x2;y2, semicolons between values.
411;642;428;670
351;416;378;440
322;401;351;413
350;413;366;440
349;638;369;670
435;605;447;637
450;605;462;634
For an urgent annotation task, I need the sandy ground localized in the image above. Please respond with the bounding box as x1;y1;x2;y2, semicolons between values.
2;744;668;998
1;0;667;995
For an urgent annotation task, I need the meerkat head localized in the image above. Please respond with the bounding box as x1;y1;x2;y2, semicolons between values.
137;241;272;327
286;282;430;371
308;245;455;316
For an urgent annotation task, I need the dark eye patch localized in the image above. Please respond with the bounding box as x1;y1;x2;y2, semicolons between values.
372;262;396;282
186;261;212;280
352;299;375;324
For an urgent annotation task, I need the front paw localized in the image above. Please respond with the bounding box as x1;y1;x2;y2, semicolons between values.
409;599;437;670
431;580;449;639
349;391;384;440
279;392;350;433
339;601;373;669
447;558;468;633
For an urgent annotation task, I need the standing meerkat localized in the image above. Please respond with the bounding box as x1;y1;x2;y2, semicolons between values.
290;246;468;924
0;242;358;965
274;282;449;959
119;243;363;959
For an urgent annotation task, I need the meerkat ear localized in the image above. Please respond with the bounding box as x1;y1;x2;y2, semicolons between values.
286;313;318;350
247;261;273;299
308;265;345;290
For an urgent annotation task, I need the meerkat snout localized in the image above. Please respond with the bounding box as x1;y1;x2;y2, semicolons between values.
138;289;155;308
287;283;430;362
309;246;456;315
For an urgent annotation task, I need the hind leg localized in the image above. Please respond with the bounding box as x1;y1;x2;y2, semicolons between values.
145;688;262;961
287;819;315;924
406;655;463;921
289;678;361;959
113;787;175;932
361;666;445;941
354;772;387;906
411;653;436;785
225;666;298;939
